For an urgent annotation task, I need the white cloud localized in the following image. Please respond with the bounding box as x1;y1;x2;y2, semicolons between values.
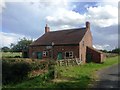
0;0;5;8
93;44;111;50
0;32;26;47
100;0;119;3
105;34;118;41
1;1;118;50
46;8;86;27
93;28;118;42
1;0;73;47
3;1;117;30
86;5;118;27
2;0;71;34
0;0;6;13
46;3;118;29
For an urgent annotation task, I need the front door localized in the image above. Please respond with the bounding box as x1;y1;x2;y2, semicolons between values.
37;52;42;59
86;53;92;63
57;52;62;60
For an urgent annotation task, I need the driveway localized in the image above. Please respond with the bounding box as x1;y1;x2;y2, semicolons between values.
92;63;120;88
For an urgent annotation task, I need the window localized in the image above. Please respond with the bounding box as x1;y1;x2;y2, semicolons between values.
82;41;84;46
43;51;48;57
81;54;82;61
32;52;35;56
65;51;73;58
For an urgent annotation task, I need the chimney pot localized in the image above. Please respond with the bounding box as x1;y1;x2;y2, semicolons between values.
45;24;50;33
86;21;90;29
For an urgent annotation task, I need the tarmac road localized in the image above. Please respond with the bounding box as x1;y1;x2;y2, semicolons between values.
92;63;120;89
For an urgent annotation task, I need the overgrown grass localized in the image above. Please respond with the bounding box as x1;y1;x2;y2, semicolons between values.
3;73;55;88
3;56;119;88
55;56;119;88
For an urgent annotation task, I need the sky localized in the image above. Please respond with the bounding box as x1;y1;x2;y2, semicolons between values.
0;0;119;50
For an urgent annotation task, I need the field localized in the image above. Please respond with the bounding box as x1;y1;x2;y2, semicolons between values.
3;55;119;88
1;52;22;58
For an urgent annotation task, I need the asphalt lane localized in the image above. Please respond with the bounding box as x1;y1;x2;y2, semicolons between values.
93;63;120;88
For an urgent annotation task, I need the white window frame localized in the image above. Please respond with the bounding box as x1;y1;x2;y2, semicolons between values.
32;52;35;56
65;51;73;58
43;51;48;57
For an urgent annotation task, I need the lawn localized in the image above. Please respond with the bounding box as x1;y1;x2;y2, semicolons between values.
3;55;119;88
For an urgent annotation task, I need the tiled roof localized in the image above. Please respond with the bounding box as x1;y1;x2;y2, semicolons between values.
30;28;87;46
87;46;103;54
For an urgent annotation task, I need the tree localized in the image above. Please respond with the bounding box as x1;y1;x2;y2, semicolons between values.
111;48;120;54
1;46;10;52
100;49;108;53
11;37;33;52
10;43;15;52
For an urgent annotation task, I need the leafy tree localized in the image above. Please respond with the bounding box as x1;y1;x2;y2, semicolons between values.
1;46;10;52
111;48;120;54
10;43;16;52
100;49;108;53
11;37;33;52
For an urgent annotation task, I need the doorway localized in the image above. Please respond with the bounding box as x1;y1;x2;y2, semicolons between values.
57;52;62;60
37;52;42;59
86;53;92;63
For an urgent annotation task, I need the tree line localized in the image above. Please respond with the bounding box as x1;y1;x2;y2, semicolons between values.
1;37;120;54
100;48;120;54
1;37;33;52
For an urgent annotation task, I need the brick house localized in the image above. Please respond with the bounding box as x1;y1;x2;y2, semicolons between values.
29;22;105;63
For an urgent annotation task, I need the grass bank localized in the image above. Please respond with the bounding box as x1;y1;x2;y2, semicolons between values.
3;56;119;88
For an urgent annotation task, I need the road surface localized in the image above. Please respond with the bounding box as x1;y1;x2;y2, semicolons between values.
92;63;120;88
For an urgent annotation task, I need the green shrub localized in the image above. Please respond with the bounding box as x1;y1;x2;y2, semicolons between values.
14;56;21;58
30;61;48;70
2;61;12;84
2;59;57;85
2;61;32;85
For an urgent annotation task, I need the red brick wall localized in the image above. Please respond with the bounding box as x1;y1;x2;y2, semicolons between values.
29;46;46;58
29;45;79;60
53;45;79;59
86;47;103;63
79;28;93;63
101;53;106;62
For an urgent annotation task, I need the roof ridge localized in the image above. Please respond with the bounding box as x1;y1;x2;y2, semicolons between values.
49;27;86;33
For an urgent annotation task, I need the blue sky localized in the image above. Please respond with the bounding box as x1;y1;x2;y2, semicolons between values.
0;0;119;50
72;2;98;14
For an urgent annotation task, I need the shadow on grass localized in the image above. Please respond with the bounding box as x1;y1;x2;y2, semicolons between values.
53;75;92;88
2;75;92;89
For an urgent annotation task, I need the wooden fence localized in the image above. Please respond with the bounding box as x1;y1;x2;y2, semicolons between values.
56;58;82;66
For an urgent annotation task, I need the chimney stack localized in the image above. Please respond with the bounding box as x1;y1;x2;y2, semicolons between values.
45;24;50;33
86;21;90;29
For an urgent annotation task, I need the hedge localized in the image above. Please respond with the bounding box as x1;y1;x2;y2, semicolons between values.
2;60;32;85
2;59;56;85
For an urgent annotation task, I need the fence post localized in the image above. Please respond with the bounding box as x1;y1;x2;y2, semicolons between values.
48;60;58;79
